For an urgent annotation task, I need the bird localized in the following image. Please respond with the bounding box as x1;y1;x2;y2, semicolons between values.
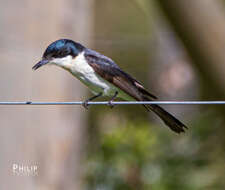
32;39;187;134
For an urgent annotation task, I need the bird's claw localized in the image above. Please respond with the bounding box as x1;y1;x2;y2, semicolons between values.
82;101;89;109
108;101;114;108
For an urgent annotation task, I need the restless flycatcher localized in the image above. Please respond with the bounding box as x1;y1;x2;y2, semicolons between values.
33;39;187;133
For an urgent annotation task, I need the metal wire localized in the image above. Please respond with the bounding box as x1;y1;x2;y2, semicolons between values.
0;101;224;105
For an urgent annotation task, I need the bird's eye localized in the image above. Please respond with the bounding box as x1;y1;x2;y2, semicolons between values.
55;48;70;58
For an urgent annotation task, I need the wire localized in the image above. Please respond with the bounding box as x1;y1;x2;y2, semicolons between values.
0;101;224;105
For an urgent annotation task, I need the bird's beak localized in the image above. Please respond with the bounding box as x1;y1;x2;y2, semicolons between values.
32;59;49;70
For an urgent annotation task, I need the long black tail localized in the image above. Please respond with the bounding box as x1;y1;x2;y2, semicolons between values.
143;101;187;134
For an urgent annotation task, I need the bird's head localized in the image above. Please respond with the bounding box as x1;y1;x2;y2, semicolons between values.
32;39;84;70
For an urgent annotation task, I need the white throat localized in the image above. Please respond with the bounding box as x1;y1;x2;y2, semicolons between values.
51;55;74;71
51;52;93;75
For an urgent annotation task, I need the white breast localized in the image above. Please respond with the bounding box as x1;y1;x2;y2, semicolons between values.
64;53;114;95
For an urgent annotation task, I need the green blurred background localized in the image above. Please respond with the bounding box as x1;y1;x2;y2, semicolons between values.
0;0;225;189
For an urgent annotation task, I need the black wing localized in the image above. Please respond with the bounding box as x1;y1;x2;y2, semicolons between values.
84;49;157;100
84;49;187;134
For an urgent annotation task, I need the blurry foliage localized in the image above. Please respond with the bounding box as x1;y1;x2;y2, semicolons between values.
85;122;157;190
85;111;224;190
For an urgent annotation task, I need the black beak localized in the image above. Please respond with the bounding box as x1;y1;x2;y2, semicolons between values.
32;59;49;70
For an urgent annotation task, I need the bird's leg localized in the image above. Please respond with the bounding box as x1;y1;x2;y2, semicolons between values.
108;91;118;108
82;92;102;109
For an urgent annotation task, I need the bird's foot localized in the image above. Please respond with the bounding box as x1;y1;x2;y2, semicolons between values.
82;100;90;110
82;93;103;109
107;91;118;108
107;100;115;108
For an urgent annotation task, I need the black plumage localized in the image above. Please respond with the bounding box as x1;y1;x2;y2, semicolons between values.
85;48;187;133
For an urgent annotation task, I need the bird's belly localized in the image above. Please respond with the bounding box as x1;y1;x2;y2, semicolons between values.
78;74;106;94
70;69;109;94
71;70;134;100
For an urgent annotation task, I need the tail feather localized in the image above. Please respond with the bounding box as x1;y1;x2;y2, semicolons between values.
143;100;187;134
